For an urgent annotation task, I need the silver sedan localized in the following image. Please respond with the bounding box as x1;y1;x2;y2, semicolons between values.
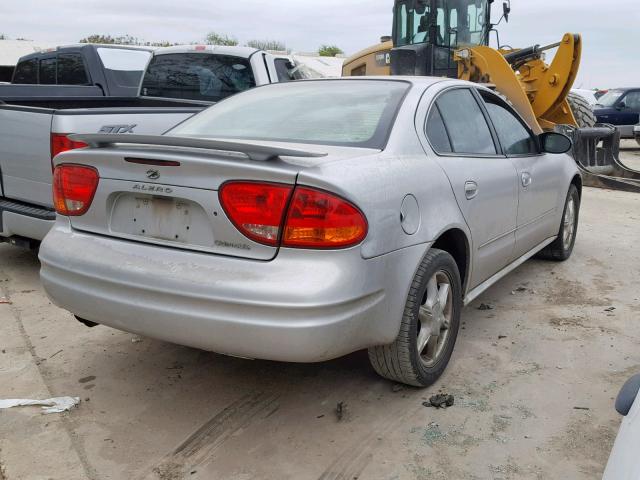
39;78;581;387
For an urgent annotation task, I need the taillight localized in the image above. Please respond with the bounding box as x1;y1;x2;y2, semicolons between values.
219;182;293;246
283;187;368;248
51;133;88;170
52;164;99;216
219;182;368;249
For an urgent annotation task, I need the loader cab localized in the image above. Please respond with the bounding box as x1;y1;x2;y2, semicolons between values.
391;0;491;78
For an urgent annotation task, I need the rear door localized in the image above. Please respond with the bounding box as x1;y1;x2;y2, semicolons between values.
478;89;562;258
422;87;519;289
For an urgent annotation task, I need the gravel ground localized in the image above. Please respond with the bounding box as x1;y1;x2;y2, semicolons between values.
1;156;639;479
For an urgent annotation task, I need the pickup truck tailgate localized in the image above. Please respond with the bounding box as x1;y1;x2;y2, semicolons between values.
55;144;306;261
0;108;54;204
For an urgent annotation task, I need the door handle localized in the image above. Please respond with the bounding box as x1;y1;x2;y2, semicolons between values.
521;172;532;188
464;181;478;200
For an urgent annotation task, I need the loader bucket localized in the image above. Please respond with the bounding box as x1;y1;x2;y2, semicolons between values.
556;125;640;193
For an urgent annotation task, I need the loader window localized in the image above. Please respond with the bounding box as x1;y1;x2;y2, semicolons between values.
394;1;432;46
481;94;538;156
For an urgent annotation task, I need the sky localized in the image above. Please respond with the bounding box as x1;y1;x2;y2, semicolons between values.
2;0;639;88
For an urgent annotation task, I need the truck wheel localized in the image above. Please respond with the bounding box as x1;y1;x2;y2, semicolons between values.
538;184;580;261
567;92;596;128
368;249;462;387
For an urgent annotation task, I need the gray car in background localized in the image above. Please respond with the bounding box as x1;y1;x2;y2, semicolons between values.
39;78;580;387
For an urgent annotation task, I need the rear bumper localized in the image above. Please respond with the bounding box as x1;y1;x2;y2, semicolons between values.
0;197;55;241
39;221;428;362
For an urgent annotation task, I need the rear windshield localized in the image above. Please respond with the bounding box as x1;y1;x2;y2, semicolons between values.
141;53;256;102
168;80;409;149
97;48;151;88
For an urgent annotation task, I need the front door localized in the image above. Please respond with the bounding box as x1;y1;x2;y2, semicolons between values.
421;87;519;289
477;90;563;258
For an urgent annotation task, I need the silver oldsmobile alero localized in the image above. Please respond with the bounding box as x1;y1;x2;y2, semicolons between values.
39;78;581;387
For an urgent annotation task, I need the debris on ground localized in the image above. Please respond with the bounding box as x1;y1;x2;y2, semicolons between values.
0;397;80;414
0;298;11;304
131;336;143;344
604;307;616;312
392;384;404;393
423;394;455;409
478;303;494;311
335;402;347;421
573;406;590;411
511;286;528;295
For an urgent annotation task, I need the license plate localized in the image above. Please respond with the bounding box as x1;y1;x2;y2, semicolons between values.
133;196;191;242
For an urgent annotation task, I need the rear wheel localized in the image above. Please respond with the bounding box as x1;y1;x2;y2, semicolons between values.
538;184;580;261
368;249;462;387
567;92;596;128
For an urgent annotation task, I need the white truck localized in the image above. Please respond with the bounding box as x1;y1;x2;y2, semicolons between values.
0;45;298;247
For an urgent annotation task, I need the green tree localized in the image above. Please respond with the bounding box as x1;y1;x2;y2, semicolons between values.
205;32;238;46
246;39;287;52
318;45;344;57
79;34;140;45
0;33;8;40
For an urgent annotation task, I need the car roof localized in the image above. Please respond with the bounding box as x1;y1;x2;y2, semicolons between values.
153;45;260;58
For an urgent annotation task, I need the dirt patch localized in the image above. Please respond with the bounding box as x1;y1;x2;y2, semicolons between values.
545;279;609;307
549;316;618;335
548;416;617;470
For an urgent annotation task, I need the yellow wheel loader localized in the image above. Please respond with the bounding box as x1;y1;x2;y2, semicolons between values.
343;0;640;192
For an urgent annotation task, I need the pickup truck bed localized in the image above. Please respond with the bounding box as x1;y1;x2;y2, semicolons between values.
0;97;207;243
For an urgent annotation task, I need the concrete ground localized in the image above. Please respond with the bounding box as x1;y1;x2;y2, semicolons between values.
1;152;639;480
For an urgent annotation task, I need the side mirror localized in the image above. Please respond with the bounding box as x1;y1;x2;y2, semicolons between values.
503;1;511;22
540;132;572;154
616;101;627;111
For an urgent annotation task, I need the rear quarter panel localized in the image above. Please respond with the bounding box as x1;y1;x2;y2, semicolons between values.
296;85;469;261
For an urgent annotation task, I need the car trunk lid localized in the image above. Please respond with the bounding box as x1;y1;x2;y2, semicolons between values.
53;135;344;261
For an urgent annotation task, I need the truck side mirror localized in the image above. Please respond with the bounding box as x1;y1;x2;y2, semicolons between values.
503;1;511;22
540;132;572;154
616;101;627;111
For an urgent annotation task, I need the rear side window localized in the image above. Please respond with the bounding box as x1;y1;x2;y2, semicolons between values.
141;53;257;102
435;89;496;155
426;106;452;153
274;58;293;82
482;94;538;155
39;58;57;85
57;54;89;85
12;59;37;83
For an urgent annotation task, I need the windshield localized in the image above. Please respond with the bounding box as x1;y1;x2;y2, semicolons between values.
141;53;256;102
394;0;489;47
168;80;410;149
596;89;624;107
96;48;151;88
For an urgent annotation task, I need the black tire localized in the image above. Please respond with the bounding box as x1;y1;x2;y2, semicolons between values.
538;184;580;261
567;92;596;128
368;249;462;387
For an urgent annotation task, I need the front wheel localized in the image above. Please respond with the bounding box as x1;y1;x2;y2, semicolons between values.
538;184;580;261
368;249;462;387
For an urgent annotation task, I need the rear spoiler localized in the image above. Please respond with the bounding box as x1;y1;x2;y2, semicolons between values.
68;134;328;162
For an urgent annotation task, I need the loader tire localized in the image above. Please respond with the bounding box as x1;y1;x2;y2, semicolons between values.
567;92;596;128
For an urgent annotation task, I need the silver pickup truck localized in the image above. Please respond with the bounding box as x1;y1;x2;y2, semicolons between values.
0;45;294;246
